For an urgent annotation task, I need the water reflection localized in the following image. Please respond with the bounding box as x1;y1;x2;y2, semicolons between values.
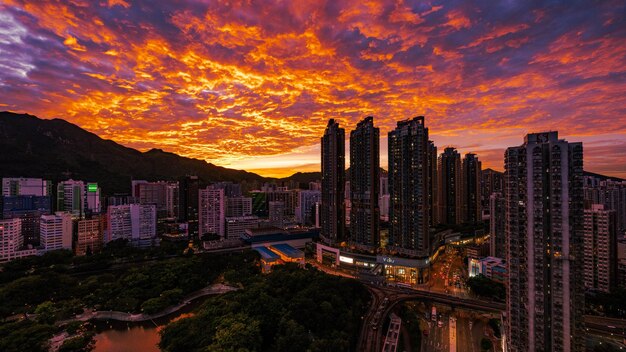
92;304;196;351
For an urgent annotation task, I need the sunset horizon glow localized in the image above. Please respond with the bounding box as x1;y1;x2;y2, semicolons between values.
1;1;625;178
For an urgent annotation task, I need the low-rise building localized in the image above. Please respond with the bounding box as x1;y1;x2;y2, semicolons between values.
75;217;104;255
40;212;73;252
0;218;37;262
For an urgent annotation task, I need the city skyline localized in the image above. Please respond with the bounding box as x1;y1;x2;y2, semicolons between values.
1;1;626;178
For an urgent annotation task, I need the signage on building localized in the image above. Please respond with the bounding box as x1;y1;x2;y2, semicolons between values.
339;255;354;264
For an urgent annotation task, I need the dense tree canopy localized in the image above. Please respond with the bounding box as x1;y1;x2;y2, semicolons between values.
466;275;505;301
160;264;370;352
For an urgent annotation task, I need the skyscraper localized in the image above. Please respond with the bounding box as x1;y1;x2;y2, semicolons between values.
583;204;617;293
437;147;462;225
349;116;380;248
489;192;505;258
106;204;157;247
504;131;585;352
388;116;430;252
199;186;225;238
427;141;438;226
179;176;199;237
462;153;482;224
321;119;345;243
482;168;504;209
269;201;286;228
296;190;321;226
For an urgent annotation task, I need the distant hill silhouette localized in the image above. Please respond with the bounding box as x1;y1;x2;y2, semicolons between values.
2;112;620;195
0;112;268;194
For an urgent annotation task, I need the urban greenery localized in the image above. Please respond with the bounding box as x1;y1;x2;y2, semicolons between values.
488;318;501;338
586;289;626;318
480;337;493;351
466;274;505;301
159;264;370;352
0;244;260;351
396;302;422;352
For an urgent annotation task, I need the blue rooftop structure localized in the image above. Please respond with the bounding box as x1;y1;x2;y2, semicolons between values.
270;243;304;259
241;228;319;244
254;247;280;262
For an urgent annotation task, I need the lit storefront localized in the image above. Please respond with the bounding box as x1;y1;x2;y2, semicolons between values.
377;255;430;285
314;243;431;285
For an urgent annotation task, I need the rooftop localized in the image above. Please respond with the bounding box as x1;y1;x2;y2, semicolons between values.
270;243;304;259
254;247;280;262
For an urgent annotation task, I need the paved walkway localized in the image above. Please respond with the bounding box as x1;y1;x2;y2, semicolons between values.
57;283;238;324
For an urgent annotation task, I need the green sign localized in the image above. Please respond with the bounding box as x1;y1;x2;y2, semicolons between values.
88;183;98;193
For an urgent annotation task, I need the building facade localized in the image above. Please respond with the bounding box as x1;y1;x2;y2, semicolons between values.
349;116;380;247
583;204;617;293
296;190;321;226
226;196;253;217
2;178;51;197
199;187;225;238
57;180;101;218
489;192;506;258
0;218;37;262
107;204;157;247
462;153;482;224
225;216;261;240
179;176;199;237
438;147;462;225
2;195;51;246
40;212;73;252
388;116;430;253
321;119;345;243
75;217;104;255
504;131;585;352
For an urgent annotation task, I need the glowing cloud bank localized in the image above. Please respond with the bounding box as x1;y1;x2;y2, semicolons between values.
1;1;625;177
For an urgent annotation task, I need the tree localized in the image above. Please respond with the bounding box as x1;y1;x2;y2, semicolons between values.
208;314;262;351
481;337;493;351
34;301;57;325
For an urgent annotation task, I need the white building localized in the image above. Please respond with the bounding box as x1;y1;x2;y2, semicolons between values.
0;218;37;262
107;204;157;247
2;178;51;196
199;187;225;237
225;216;261;240
40;212;73;252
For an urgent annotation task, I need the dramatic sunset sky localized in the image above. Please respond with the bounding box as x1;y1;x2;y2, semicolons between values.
1;0;625;178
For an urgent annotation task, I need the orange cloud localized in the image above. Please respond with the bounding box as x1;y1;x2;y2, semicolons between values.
0;0;625;178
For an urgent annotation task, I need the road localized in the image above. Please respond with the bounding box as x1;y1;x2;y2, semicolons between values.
56;283;238;324
312;256;626;351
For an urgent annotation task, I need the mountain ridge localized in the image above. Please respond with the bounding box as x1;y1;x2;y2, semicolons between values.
0;112;277;194
1;112;622;194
